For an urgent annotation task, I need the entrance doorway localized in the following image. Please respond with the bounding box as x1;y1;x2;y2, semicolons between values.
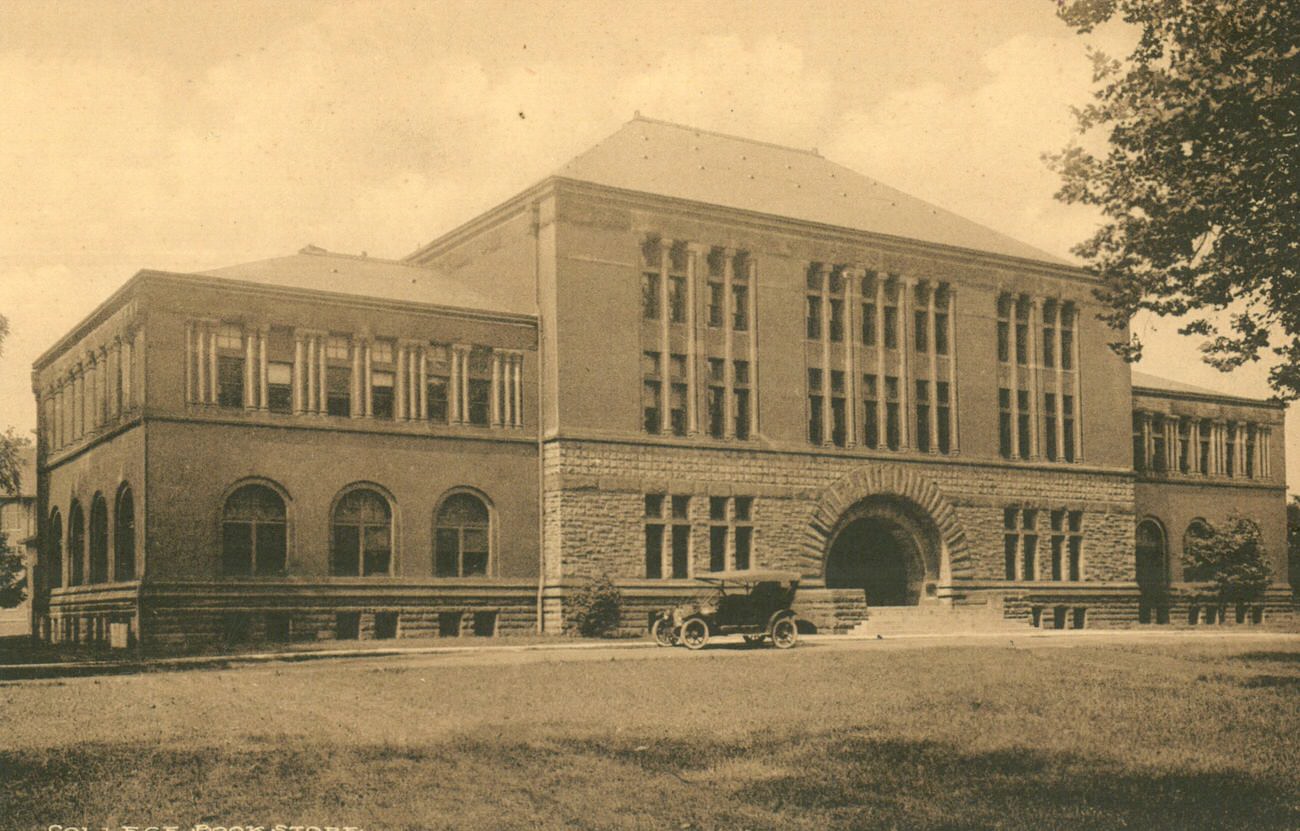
825;506;929;606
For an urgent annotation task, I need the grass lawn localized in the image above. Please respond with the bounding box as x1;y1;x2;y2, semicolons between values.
2;637;1298;830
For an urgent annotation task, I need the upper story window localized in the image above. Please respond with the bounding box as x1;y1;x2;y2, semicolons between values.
434;493;490;577
216;323;245;408
222;484;287;577
331;488;392;577
883;277;899;349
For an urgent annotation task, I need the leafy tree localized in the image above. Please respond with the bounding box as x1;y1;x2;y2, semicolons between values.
564;574;624;638
0;311;28;610
1182;513;1272;602
1047;0;1300;399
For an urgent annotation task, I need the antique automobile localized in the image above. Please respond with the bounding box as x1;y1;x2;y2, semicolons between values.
650;569;801;650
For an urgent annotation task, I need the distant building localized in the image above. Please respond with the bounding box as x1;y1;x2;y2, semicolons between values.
29;117;1292;649
1;446;37;636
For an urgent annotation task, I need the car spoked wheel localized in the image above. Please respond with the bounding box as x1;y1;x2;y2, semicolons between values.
651;615;676;647
770;616;798;649
680;617;710;650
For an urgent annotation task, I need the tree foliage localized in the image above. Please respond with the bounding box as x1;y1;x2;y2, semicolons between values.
1182;513;1272;601
564;574;624;638
1048;0;1300;398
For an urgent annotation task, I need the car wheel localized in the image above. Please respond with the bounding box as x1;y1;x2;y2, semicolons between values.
651;615;676;647
680;617;710;650
770;616;798;649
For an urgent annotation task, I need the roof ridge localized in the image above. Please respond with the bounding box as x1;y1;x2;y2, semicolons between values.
629;112;824;158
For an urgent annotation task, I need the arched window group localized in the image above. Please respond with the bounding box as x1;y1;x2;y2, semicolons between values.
214;482;493;579
48;485;137;589
222;484;287;576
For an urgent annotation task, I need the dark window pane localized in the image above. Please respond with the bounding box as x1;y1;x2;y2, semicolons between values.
217;356;244;408
255;523;286;575
332;525;360;576
435;528;460;576
222;522;253;576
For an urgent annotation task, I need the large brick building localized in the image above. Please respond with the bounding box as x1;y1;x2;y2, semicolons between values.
29;117;1292;649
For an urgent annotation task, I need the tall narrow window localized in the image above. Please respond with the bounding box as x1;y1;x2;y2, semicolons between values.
863;374;880;449
89;494;108;584
1060;305;1075;370
707;358;725;439
222;484;287;577
670;495;690;578
47;509;63;589
885;376;900;450
467;348;492;426
668;275;686;324
807;368;824;445
1021;509;1039;580
996;294;1012;364
1133;413;1147;471
331;489;392;576
936;381;951;455
999;388;1013;459
914;381;930;452
1062;395;1076;462
733;360;751;440
435;493;490;577
68;500;84;586
642;351;662;435
806;267;823;340
707;249;724;327
644;494;665;578
934;287;950;355
114;486;135;581
1198;419;1211;474
1151;415;1167;471
883;278;899;349
669;353;687;437
732;255;750;332
734;497;753;570
370;342;396;420
862;278;878;346
642;272;661;320
1044;393;1058;461
1014;299;1029;366
1042;300;1057;368
427;345;451;423
325;336;352;417
830;370;846;447
1016;390;1031;459
1178;419;1191;473
216;323;245;408
1067;511;1083;580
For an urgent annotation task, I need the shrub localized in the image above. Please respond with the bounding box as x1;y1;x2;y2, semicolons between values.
564;574;623;638
1182;512;1272;602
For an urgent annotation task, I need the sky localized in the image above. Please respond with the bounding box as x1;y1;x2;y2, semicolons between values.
0;0;1294;495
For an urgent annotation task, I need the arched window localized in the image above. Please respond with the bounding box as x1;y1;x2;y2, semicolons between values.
1183;519;1214;582
89;495;109;583
434;492;489;577
47;509;63;589
222;484;287;576
114;486;136;581
1135;519;1167;592
331;488;391;576
68;500;85;586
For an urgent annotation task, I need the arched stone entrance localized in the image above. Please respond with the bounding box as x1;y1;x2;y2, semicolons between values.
825;496;938;606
